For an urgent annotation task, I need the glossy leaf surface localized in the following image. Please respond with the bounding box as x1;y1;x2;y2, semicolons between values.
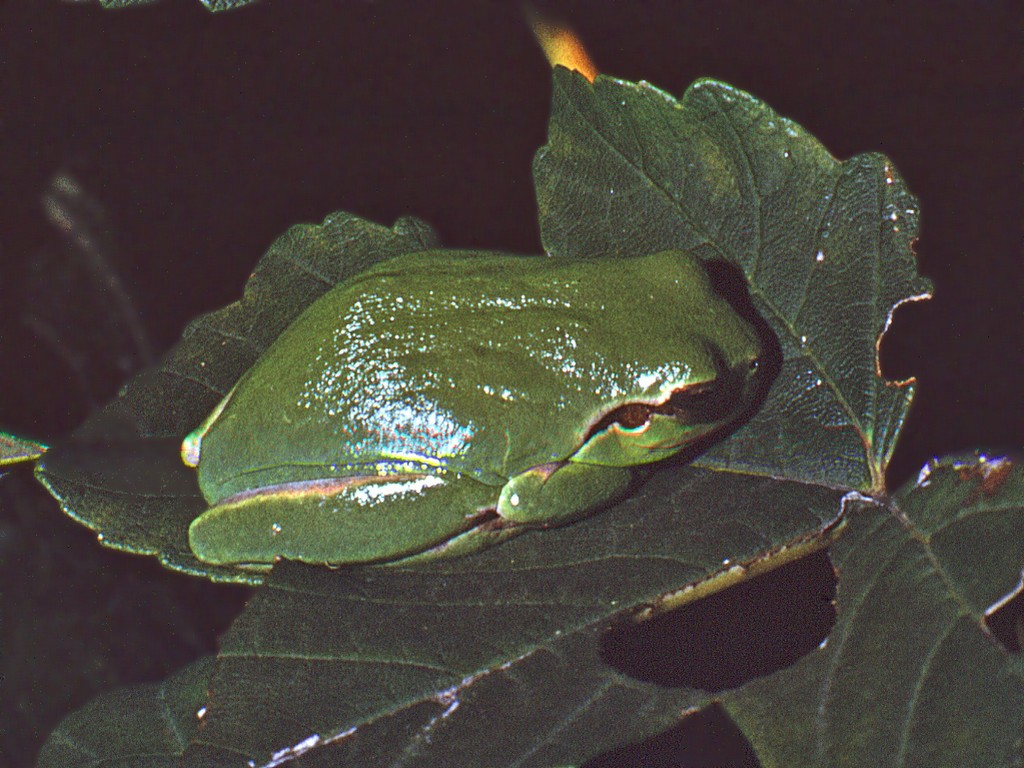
32;72;995;768
724;454;1024;767
37;657;215;768
39;456;1022;767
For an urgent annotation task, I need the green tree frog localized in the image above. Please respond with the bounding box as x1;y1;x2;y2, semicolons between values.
182;250;764;567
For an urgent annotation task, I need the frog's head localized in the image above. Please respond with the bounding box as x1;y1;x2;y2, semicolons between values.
568;250;766;468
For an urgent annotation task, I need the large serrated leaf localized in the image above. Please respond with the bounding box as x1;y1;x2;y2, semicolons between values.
39;457;1022;767
0;431;46;468
35;69;959;767
534;70;932;492
723;454;1024;767
34;213;439;584
37;469;845;767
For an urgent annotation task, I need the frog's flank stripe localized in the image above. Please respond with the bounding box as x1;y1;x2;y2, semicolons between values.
212;474;441;510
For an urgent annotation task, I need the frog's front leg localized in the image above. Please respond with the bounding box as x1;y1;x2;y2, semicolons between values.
497;461;633;527
403;462;633;563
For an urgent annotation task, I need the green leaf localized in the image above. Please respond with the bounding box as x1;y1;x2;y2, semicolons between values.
723;454;1024;767
35;71;967;767
534;70;933;492
34;212;438;584
47;457;1021;766
36;656;215;768
0;466;243;767
188;470;847;766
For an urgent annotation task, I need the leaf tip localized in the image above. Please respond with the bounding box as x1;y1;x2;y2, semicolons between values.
0;431;48;468
527;6;598;82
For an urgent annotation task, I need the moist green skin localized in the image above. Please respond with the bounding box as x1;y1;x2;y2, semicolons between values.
183;249;764;568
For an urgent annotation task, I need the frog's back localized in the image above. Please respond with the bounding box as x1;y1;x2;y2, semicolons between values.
195;250;745;503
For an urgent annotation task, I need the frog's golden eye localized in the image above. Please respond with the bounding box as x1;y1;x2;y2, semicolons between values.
608;403;651;430
585;378;732;440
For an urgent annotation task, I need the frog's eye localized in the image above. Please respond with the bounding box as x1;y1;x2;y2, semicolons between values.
604;403;654;430
585;377;732;438
574;376;744;468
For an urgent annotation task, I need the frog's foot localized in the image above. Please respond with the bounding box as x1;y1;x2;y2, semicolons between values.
188;472;496;567
395;507;516;564
402;461;632;563
497;460;633;527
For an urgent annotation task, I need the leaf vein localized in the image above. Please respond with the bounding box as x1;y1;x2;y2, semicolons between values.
895;617;958;765
508;676;619;768
218;649;457;674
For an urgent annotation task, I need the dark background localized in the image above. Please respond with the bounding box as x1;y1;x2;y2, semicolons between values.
0;1;1020;764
